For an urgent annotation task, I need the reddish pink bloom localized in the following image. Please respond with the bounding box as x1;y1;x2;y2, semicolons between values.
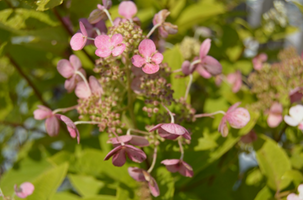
118;1;137;20
227;70;242;93
94;34;126;58
219;102;250;137
252;53;267;70
56;114;80;144
266;102;283;128
152;9;178;38
14;182;34;198
289;87;303;103
88;0;112;24
70;21;88;51
57;55;86;92
75;76;103;99
240;130;257;144
79;18;107;45
149;123;191;140
132;39;163;74
104;144;146;167
128;167;160;197
108;135;149;147
161;159;193;177
34;105;59;137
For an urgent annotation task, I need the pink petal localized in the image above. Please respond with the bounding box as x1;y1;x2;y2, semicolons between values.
165;164;180;173
253;61;262;70
159;26;169;38
202;55;222;76
148;176;160;197
70;33;87;51
94;34;111;49
289;87;303;103
240;131;257;144
88;9;103;24
33;105;52;120
259;53;268;62
287;193;301;200
179;161;193;177
142;63;160;74
182;132;191;140
89;76;103;96
111;34;123;46
196;64;212;79
226;108;250;129
104;145;123;160
113;18;122;26
132;55;146;68
267;114;282;128
139;39;156;58
102;0;112;9
75;81;91;99
298;184;303;195
69;55;82;70
149;123;163;132
128;167;145;181
160;123;188;135
199;38;211;59
64;76;77;92
151;53;163;65
289;105;303;122
56;114;80;143
112;44;126;56
45;116;60;137
218;117;228;137
125;145;147;163
95;48;112;58
57;59;74;78
129;135;149;147
108;135;132;144
158;130;179;140
15;182;35;198
227;102;241;113
181;60;192;75
79;21;87;37
112;148;127;167
161;159;180;165
284;115;300;127
118;1;137;19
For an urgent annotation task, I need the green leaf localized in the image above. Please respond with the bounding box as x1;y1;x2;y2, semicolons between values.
254;186;275;200
253;135;292;190
281;169;303;187
68;174;105;197
50;192;80;200
36;0;63;11
83;195;116;200
154;167;174;200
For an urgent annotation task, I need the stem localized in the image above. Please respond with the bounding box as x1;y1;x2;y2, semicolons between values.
126;64;136;128
190;60;201;70
87;37;95;40
103;9;114;26
52;105;78;114
184;74;193;100
194;111;226;118
162;104;175;123
128;128;150;135
146;24;161;38
172;69;182;73
93;27;101;35
74;121;100;125
75;71;91;94
0;188;8;200
178;138;184;160
147;146;157;173
112;130;125;145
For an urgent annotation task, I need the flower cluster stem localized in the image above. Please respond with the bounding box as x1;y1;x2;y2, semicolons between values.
147;146;157;173
178;138;184;160
74;121;100;125
146;24;161;38
162;104;175;123
195;111;226;118
103;9;114;26
75;71;91;94
184;74;193;100
53;105;78;114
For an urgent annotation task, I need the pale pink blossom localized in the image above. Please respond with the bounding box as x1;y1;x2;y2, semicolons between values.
161;159;193;177
289;87;303;103
240;130;257;144
75;76;103;99
128;167;160;197
219;102;250;137
34;105;59;136
266;102;283;128
56;114;80;143
284;105;303;130
287;184;303;200
108;135;149;147
88;0;112;24
132;39;163;74
14;182;34;198
57;55;86;92
152;9;178;38
79;18;107;45
104;144;146;167
70;21;88;51
94;34;126;58
227;70;242;93
252;53;267;70
149;123;191;140
118;1;137;20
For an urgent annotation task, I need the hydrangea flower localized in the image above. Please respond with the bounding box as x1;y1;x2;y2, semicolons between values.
70;21;88;51
75;76;103;99
252;53;267;70
34;105;59;136
152;9;178;38
284;105;303;130
128;167;160;197
118;1;137;20
94;34;126;58
219;102;250;137
132;39;163;74
14;182;34;198
108;135;149;147
104;144;147;167
227;70;242;93
57;55;86;92
267;102;283;128
161;159;193;177
149;123;191;140
287;184;303;200
88;0;112;24
56;114;80;143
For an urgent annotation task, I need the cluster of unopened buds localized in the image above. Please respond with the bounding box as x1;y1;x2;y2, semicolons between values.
33;0;251;197
0;182;34;199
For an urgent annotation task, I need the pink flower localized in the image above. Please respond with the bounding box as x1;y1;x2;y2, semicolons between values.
289;87;303;103
227;70;242;93
104;144;147;167
75;76;103;99
94;34;126;58
79;18;107;45
149;123;191;140
219;102;250;137
284;105;303;130
128;167;160;197
161;159;193;177
57;55;86;92
266;102;283;128
118;1;137;20
132;39;163;74
287;184;303;200
152;9;178;38
240;130;257;144
252;53;267;70
34;105;59;137
108;135;149;147
14;182;34;198
70;21;88;51
56;114;80;144
88;1;112;24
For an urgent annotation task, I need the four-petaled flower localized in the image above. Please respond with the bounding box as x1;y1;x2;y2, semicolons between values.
56;114;80;144
75;76;103;99
70;21;88;51
287;184;303;200
252;53;267;70
128;167;160;197
152;9;178;38
94;34;126;58
34;105;59;137
14;182;35;198
108;135;149;147
149;123;191;140
266;102;283;128
132;39;163;74
284;105;303;130
104;144;147;167
161;159;193;177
